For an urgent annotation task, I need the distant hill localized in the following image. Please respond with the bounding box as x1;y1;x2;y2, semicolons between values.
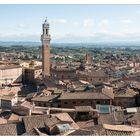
0;41;140;49
0;41;41;47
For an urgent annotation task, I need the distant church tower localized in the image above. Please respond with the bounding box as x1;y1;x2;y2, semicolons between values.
41;18;51;78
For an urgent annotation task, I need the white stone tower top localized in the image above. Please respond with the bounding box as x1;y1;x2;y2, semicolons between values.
43;17;49;29
41;17;51;44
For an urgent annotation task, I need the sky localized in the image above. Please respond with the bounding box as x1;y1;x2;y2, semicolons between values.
0;4;140;43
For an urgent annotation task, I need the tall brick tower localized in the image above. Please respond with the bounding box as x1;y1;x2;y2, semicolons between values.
85;53;93;64
41;18;51;79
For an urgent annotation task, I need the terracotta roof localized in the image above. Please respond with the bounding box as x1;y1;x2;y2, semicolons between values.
71;80;86;87
114;88;137;98
26;93;38;100
102;87;114;99
91;125;107;136
25;66;42;70
8;114;20;122
22;115;51;132
0;123;17;135
0;117;7;124
31;95;58;102
22;127;47;136
51;67;76;72
44;116;60;127
68;128;95;136
75;86;87;92
103;124;140;132
127;113;140;125
52;113;79;129
98;111;125;125
47;87;57;92
68;125;106;136
76;120;95;128
75;106;94;112
22;113;78;135
22;129;39;136
42;89;52;95
53;89;63;94
77;69;108;77
0;65;21;70
20;101;33;109
59;92;113;100
1;95;14;101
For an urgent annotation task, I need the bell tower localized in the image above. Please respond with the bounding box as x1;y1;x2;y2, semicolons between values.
41;18;51;78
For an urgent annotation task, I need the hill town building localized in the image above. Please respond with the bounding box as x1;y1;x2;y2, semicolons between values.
0;65;22;86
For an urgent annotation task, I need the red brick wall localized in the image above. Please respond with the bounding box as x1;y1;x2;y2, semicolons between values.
60;99;111;108
113;97;136;108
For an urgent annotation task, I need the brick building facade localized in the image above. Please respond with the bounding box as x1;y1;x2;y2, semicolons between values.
51;67;77;81
59;92;113;108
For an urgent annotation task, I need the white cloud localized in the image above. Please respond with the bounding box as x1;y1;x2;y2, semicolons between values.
98;19;110;32
17;23;25;28
2;29;140;43
136;10;140;14
52;34;64;40
0;32;40;41
50;18;67;24
99;19;109;26
83;19;94;28
121;19;132;24
73;21;79;26
52;29;140;43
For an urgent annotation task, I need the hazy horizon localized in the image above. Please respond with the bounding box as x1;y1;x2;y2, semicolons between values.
1;40;140;49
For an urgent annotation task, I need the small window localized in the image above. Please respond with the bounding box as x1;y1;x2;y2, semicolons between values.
81;101;84;103
72;101;76;104
64;102;68;104
62;75;64;79
96;101;100;104
103;101;108;104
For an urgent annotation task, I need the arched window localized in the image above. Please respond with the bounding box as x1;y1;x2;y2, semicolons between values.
46;29;48;35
